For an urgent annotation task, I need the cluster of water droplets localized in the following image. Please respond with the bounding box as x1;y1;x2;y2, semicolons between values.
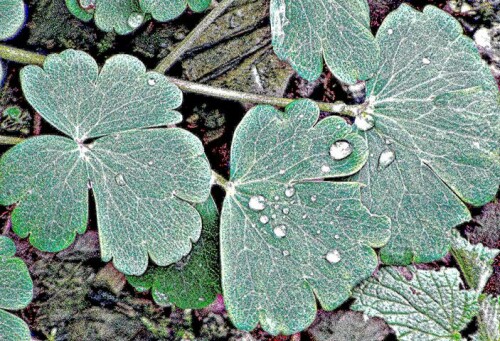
78;0;95;10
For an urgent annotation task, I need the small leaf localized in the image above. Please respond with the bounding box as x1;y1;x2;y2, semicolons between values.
140;0;211;22
352;267;480;341
450;232;499;292
473;296;500;341
221;99;391;335
0;0;26;40
0;236;33;341
66;0;211;35
352;4;500;264
127;195;220;309
0;50;212;275
270;0;379;84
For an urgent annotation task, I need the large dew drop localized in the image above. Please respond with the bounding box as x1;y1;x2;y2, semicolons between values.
127;12;145;29
115;174;126;186
330;141;353;160
249;196;266;211
284;186;295;198
378;150;396;168
354;114;375;131
325;250;341;264
274;226;287;238
260;216;269;224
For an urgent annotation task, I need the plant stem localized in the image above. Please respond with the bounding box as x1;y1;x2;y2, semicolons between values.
155;0;236;74
212;170;229;190
0;44;45;66
0;135;25;145
0;44;361;116
166;77;356;115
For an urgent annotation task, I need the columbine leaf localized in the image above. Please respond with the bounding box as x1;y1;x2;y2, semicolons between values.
0;236;33;341
352;267;480;341
220;99;391;335
352;4;500;264
127;195;220;309
0;0;25;40
450;232;499;292
473;296;500;341
0;50;212;275
140;0;211;22
270;0;379;84
66;0;211;35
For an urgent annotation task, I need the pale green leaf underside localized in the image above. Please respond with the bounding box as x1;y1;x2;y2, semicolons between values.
451;232;499;292
0;50;212;275
473;296;500;341
0;0;25;40
354;5;500;265
0;237;32;341
352;267;480;341
127;196;220;309
221;100;391;335
270;0;379;84
68;0;210;34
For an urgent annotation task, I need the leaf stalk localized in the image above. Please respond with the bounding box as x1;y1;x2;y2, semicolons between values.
0;44;45;66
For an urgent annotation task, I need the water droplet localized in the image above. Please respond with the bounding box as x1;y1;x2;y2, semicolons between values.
148;160;154;166
199;297;205;301
271;214;277;219
148;78;156;86
282;208;289;215
310;195;317;202
282;250;290;256
302;214;308;219
274;226;287;238
378;150;396;168
321;165;331;173
422;57;431;65
335;205;341;212
79;0;95;9
115;174;126;186
334;234;340;239
284;186;295;198
248;196;266;211
326;250;341;263
127;12;145;29
330;140;353;160
279;169;286;175
274;195;280;201
316;230;320;234
355;114;375;131
473;141;480;148
388;28;394;35
260;215;269;224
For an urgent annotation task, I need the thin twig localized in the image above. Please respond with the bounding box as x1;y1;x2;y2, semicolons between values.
155;0;236;74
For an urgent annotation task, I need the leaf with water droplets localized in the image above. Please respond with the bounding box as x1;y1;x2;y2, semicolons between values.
126;196;221;309
0;50;212;275
220;99;391;335
450;232;499;292
472;296;500;341
0;0;25;40
66;0;211;35
352;4;500;265
352;267;480;341
0;236;33;341
270;0;379;84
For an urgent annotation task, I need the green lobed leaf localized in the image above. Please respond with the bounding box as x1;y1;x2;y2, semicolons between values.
0;236;33;341
450;232;499;292
139;0;211;22
352;267;480;341
220;99;391;335
270;0;379;84
65;0;94;22
127;195;220;309
66;0;211;35
352;4;500;265
0;50;212;276
473;296;500;341
0;0;25;41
